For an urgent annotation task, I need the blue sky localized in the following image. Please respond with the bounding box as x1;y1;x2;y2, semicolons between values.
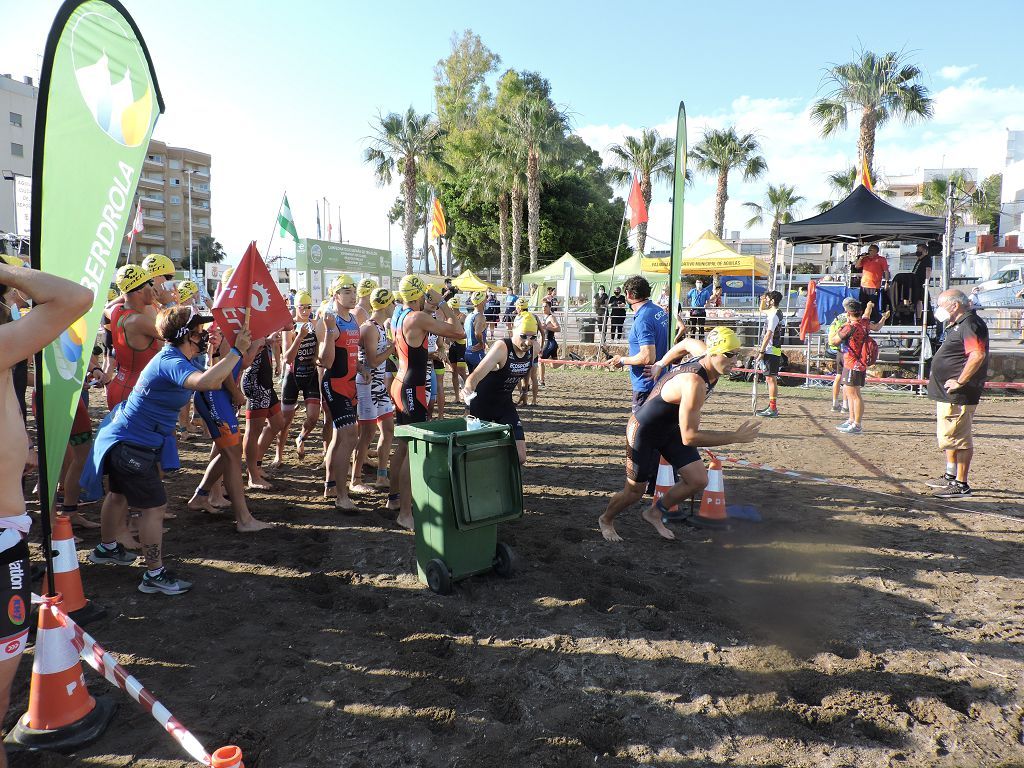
5;1;1024;268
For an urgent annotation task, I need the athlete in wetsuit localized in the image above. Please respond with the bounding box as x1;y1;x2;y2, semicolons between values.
106;264;161;408
446;298;467;403
539;303;561;386
462;312;539;465
388;276;465;529
598;327;760;542
280;292;321;461
316;274;363;512
463;291;488;372
240;335;284;489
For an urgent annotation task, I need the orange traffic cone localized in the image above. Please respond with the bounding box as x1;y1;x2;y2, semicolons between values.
652;458;677;513
5;595;116;752
686;453;729;529
46;516;105;625
212;745;245;767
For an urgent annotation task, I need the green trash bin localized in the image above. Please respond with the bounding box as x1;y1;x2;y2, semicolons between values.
395;418;524;594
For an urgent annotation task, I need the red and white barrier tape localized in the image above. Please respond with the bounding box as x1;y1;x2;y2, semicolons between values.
538;358;616;368
34;598;213;765
710;451;1024;525
729;368;1024;390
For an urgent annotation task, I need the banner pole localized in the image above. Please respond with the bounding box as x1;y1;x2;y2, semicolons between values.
668;101;688;344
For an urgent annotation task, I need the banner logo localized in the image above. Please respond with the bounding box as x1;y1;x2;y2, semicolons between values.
54;316;89;381
310;244;323;264
71;11;153;147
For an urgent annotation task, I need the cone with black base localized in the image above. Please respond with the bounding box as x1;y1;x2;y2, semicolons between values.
45;515;106;625
684;453;730;530
5;595;116;753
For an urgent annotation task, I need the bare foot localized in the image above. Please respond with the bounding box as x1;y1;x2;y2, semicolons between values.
236;517;274;533
117;534;141;550
598;514;623;542
324;485;338;499
69;513;100;529
349;483;375;495
396;511;414;530
641;503;676;540
335;497;358;513
187;494;222;514
208;497;232;509
248;477;273;491
374;475;390;489
268;457;283;470
295;436;305;460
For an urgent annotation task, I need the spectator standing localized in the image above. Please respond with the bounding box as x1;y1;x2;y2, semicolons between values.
925;289;989;498
440;278;457;303
608;276;669;412
968;286;983;309
502;286;517;323
594;285;609;338
754;290;785;418
855;244;890;322
608;287;627;341
686;279;712;339
910;242;933;322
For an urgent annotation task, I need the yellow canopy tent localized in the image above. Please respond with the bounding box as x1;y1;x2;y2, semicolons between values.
452;270;499;291
678;230;771;276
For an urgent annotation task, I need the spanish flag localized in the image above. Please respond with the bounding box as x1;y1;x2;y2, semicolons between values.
860;155;873;192
430;197;447;239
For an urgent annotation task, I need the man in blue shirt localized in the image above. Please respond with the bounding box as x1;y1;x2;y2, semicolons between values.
608;275;669;412
686;278;712;340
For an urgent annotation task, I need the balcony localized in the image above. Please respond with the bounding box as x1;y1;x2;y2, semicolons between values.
138;231;165;242
139;194;164;204
143;211;164;221
144;155;165;167
139;175;164;189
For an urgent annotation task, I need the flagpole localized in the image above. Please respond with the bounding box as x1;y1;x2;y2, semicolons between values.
600;193;630;354
265;190;285;266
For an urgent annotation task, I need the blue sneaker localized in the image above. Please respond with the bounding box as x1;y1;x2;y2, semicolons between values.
838;422;863;435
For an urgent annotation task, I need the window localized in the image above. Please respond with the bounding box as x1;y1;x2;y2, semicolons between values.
740;243;769;255
146;154;164;164
10;143;23;157
997;269;1020;285
9;112;21;127
170;195;181;205
169;159;182;170
170;248;182;260
170;213;182;221
171;231;182;241
793;244;822;255
170;178;181;186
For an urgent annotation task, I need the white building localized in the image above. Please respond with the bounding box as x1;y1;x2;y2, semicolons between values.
0;73;37;237
1001;130;1024;236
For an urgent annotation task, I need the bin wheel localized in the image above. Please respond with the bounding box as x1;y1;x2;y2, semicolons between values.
425;559;452;594
493;543;515;577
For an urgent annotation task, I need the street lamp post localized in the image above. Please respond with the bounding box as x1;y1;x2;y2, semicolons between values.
184;168;195;279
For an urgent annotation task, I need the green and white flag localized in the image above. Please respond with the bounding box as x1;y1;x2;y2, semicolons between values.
278;193;300;243
34;0;163;510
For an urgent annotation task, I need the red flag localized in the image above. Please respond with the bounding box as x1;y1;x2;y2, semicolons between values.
212;241;291;344
125;199;143;240
628;175;648;228
799;279;821;341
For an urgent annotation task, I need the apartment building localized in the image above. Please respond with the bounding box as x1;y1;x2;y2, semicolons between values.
130;139;211;266
0;73;38;238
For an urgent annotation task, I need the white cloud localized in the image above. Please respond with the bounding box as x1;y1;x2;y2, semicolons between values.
939;65;976;81
577;77;1024;247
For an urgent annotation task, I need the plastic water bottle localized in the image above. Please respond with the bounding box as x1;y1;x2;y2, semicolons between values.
466;415;482;431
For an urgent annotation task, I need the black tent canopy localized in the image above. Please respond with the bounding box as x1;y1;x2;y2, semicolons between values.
779;185;945;244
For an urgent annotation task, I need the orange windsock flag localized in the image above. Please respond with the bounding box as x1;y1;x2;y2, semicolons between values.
430;198;447;239
628;175;648;228
860;156;874;192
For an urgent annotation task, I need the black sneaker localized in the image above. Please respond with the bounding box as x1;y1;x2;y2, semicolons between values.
925;473;956;489
933;482;972;499
88;543;138;566
138;569;193;596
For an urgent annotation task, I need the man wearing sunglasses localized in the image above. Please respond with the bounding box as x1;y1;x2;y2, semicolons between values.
599;327;760;542
461;313;540;465
925;289;989;498
106;263;161;408
608;275;668;413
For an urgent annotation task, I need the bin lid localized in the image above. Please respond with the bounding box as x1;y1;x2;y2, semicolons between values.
395;418;510;443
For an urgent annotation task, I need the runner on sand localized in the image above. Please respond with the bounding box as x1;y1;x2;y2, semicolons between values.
389;276;465;529
598;327;760;542
461;312;539;465
316;274;363;512
351;288;396;493
279;292;321;460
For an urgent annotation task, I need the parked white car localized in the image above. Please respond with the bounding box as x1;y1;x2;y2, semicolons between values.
976;262;1024;306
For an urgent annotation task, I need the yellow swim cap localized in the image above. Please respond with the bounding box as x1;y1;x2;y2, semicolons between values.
370;288;395;310
515;297;529;310
514;312;539;335
470;290;487;306
220;266;234;285
296;290;312;306
0;254;25;268
141;253;175;278
331;274;356;294
398;275;426;302
448;297;461;309
106;287;118;302
357;278;378;297
115;264;153;294
177;280;199;303
705;326;741;356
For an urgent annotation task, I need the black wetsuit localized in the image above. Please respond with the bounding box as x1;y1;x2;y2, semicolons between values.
469;338;533;440
626;357;715;485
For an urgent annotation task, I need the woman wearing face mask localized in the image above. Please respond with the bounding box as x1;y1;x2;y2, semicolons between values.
608;287;627;341
88;306;252;595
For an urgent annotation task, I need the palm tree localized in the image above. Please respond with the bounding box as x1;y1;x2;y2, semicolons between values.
364;107;444;274
500;97;568;274
815;165;858;213
810;49;933;181
744;184;805;288
690;127;767;238
914;173;985;227
607;129;675;255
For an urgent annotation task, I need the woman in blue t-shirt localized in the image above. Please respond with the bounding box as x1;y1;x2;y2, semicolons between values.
88;306;253;596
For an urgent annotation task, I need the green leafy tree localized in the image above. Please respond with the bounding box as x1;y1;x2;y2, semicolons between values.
364;108;444;274
607;129;675;255
743;184;804;288
811;49;933;181
974;173;1002;235
433;30;500;132
691;127;767;237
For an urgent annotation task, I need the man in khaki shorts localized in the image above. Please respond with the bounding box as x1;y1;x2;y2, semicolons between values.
925;289;989;498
